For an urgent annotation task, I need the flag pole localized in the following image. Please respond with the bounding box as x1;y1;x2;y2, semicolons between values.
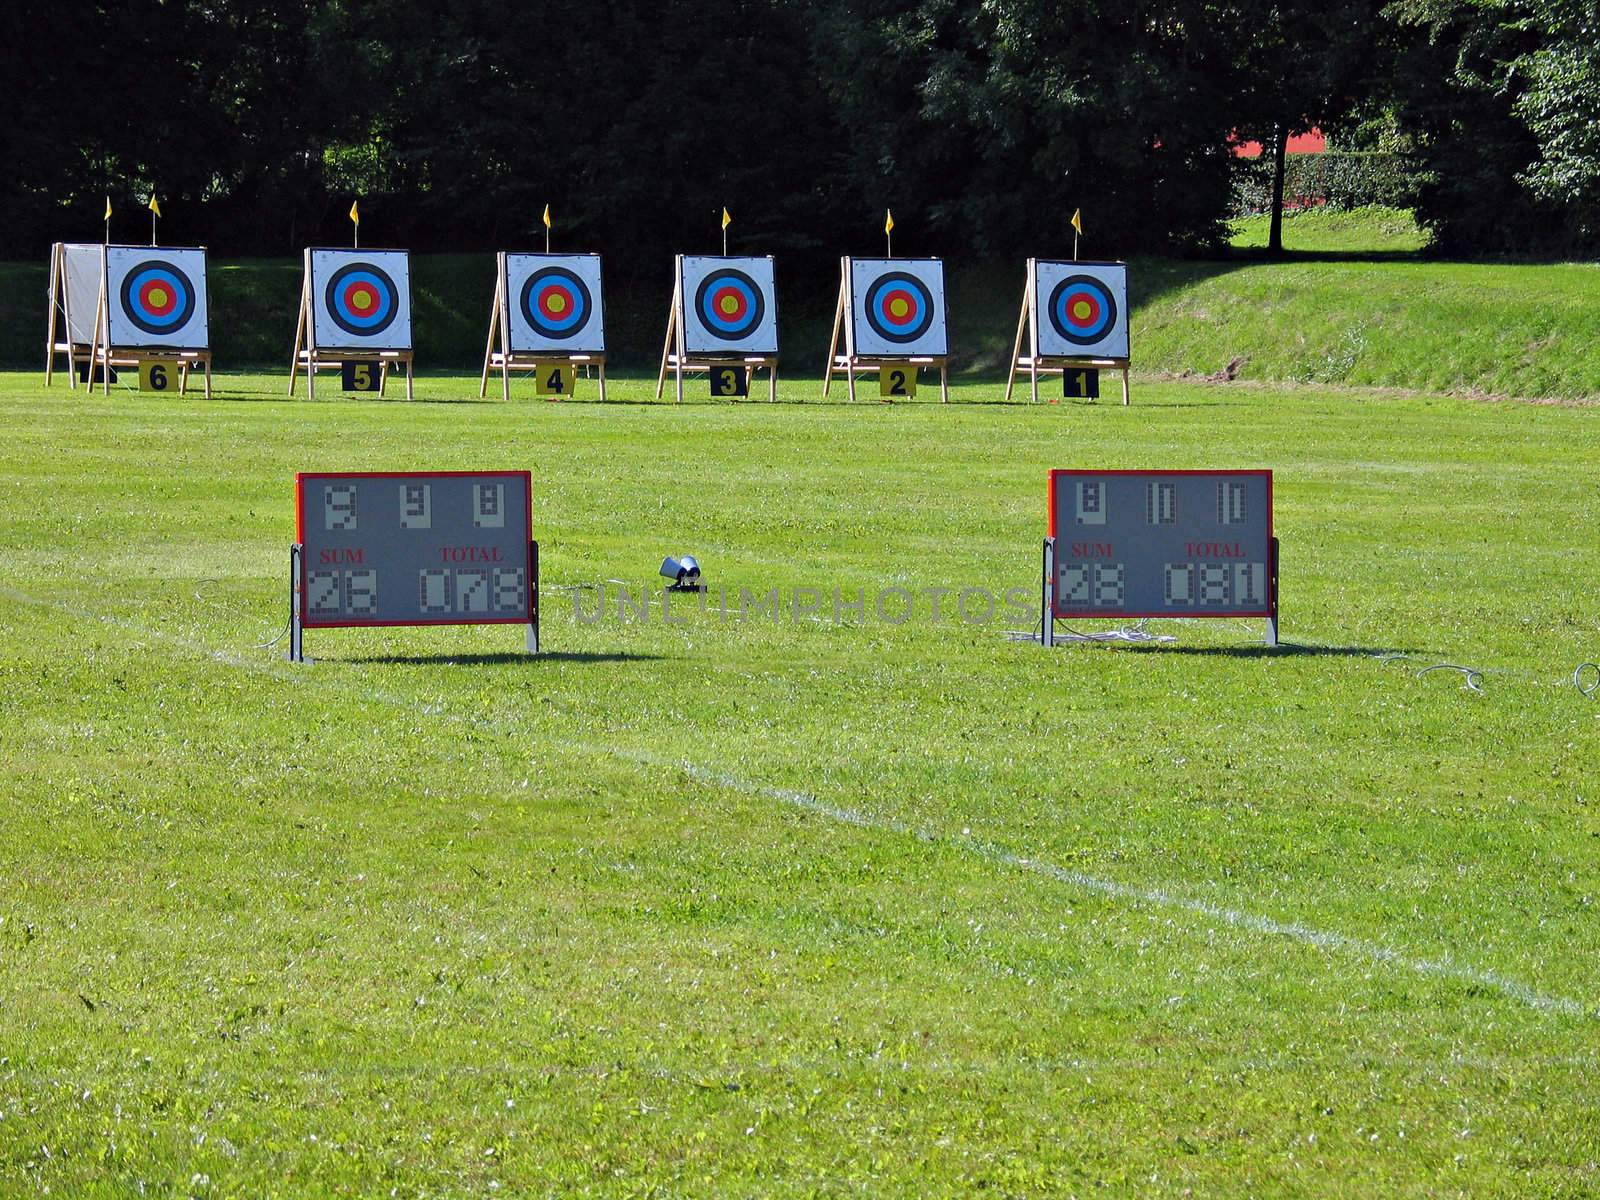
104;198;111;246
150;197;157;247
885;209;894;257
544;204;551;253
721;207;729;256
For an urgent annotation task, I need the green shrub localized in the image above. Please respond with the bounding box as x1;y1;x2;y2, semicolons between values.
1234;152;1421;216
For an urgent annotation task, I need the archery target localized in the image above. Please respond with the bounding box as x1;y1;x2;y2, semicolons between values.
107;247;209;349
309;249;413;350
679;256;778;355
506;253;605;353
1032;260;1128;359
848;258;947;357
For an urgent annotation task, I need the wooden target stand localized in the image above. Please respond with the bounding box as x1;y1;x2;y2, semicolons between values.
287;266;414;401
478;263;607;402
654;275;778;404
1004;272;1129;406
45;243;213;397
822;260;949;403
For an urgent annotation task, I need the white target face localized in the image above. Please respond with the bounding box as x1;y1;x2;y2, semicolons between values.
106;246;209;349
59;244;107;345
848;258;948;357
679;255;778;355
309;249;413;351
1032;259;1129;360
505;253;605;353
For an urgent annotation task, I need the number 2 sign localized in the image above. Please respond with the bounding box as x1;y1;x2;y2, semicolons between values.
879;366;917;398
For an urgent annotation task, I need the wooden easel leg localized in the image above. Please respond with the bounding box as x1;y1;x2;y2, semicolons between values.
846;360;856;404
307;353;316;402
203;354;213;399
1122;367;1130;406
940;363;949;404
1005;283;1028;402
823;279;845;398
769;361;777;403
179;361;190;397
288;290;306;396
479;290;497;398
598;360;608;402
656;290;677;399
45;247;60;387
406;355;414;401
1033;359;1042;405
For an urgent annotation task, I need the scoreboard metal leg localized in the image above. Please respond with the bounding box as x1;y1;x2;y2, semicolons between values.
526;540;541;656
287;543;305;663
1265;537;1280;648
1041;537;1055;648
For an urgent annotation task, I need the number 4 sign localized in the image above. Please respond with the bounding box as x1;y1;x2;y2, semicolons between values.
533;362;575;397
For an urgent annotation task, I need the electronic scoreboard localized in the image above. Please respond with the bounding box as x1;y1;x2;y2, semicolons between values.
289;471;537;661
1043;469;1277;646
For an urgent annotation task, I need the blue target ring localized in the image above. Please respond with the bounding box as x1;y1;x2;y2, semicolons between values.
1049;275;1117;346
863;271;935;344
325;263;400;338
519;267;592;340
119;260;196;336
693;269;764;342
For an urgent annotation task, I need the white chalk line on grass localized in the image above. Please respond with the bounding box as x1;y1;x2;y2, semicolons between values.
3;584;1592;1021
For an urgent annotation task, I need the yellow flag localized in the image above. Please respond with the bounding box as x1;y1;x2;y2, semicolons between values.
103;196;112;222
885;209;894;234
721;207;731;230
149;195;161;218
349;200;360;226
1070;208;1083;235
542;203;551;230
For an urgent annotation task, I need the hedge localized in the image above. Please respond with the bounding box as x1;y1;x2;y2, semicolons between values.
1233;151;1421;216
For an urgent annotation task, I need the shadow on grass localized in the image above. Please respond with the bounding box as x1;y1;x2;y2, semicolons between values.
337;650;667;666
1113;640;1415;658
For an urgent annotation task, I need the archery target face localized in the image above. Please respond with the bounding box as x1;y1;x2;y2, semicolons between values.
105;246;209;349
506;253;605;353
849;258;947;357
679;256;778;355
1033;260;1128;359
309;249;413;350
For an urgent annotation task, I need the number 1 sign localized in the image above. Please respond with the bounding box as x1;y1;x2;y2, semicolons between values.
1041;469;1278;647
289;471;539;661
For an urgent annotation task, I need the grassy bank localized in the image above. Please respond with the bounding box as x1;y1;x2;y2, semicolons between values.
8;208;1599;399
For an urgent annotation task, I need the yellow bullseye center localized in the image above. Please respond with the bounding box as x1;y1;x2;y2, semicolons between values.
889;298;910;318
352;289;372;309
148;288;169;308
1072;299;1093;320
720;296;739;315
547;294;567;314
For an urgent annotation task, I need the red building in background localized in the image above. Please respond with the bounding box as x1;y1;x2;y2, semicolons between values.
1232;130;1327;158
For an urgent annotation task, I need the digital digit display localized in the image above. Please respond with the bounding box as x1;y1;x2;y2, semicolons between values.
1048;470;1272;618
295;471;533;628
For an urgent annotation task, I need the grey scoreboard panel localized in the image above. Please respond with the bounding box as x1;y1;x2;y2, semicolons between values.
1048;470;1273;618
295;471;533;627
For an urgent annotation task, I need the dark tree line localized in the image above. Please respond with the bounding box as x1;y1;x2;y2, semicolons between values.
5;0;1597;277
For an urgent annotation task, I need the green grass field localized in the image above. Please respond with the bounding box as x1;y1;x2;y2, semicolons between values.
3;367;1597;1197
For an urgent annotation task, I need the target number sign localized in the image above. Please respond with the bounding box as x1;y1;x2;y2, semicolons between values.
139;359;179;392
1064;368;1100;399
709;365;748;397
679;256;778;355
309;249;413;351
880;366;917;398
341;361;380;392
848;258;948;358
106;246;209;350
533;362;575;397
1032;260;1129;360
1048;470;1272;619
506;254;605;354
295;471;534;629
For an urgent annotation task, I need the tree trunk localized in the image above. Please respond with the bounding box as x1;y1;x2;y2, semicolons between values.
1267;122;1288;257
